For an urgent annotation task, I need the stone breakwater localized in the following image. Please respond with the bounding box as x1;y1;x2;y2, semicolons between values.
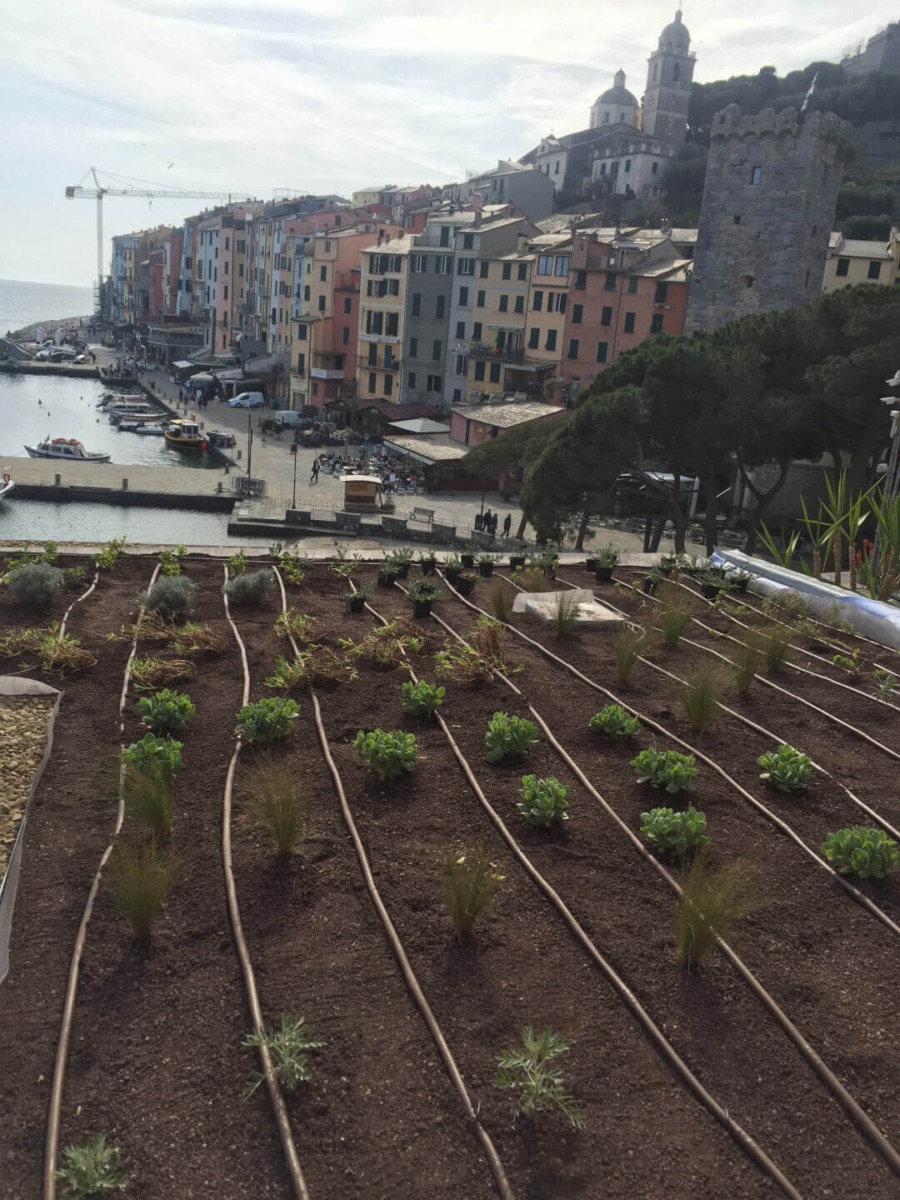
8;315;92;341
0;697;53;879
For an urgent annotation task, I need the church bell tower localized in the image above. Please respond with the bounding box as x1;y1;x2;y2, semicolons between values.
643;8;695;146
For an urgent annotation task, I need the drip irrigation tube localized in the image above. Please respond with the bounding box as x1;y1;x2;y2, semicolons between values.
274;570;514;1200
223;568;310;1200
376;589;806;1200
432;573;900;1182
43;564;159;1200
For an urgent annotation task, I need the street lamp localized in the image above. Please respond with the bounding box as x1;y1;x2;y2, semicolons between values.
292;446;298;510
246;409;253;478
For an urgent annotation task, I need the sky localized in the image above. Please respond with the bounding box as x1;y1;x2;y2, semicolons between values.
1;0;895;286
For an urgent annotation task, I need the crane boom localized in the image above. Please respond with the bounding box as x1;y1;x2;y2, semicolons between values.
64;167;255;316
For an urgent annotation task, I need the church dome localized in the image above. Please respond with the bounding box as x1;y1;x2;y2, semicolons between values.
659;9;690;51
595;69;638;110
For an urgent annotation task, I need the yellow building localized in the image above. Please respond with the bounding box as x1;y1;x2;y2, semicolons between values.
822;231;899;291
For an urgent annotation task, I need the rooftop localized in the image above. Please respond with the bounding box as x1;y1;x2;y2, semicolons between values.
384;433;469;464
451;400;563;428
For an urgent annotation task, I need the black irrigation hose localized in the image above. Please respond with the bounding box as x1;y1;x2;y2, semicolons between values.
273;570;514;1200
43;564;158;1200
433;572;900;1183
223;568;310;1200
380;587;810;1200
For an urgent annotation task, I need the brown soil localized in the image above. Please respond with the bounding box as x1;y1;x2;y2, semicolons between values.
1;558;899;1200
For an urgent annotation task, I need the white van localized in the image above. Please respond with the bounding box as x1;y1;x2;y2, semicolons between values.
228;391;265;408
272;410;304;428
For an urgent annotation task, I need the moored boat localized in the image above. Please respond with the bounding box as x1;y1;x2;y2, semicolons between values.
24;438;111;463
132;423;167;436
164;419;207;452
0;471;14;499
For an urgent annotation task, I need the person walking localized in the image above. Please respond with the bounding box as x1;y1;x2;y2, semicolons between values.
178;387;184;404
502;512;512;539
310;458;320;485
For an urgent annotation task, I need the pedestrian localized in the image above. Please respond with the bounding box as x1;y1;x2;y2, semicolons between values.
310;459;320;485
503;512;512;539
483;508;493;535
178;387;184;404
474;512;484;532
490;512;499;537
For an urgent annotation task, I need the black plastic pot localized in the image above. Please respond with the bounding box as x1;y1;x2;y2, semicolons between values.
419;559;437;576
478;562;494;578
510;555;526;569
346;595;367;613
412;599;433;618
395;563;411;579
378;572;398;589
643;576;659;595
700;582;721;599
444;567;463;584
594;565;614;582
585;558;599;571
461;553;476;569
731;577;750;593
455;574;477;597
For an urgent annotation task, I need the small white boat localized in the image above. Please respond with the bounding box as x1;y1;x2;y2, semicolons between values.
24;438;110;463
132;423;167;436
0;472;14;500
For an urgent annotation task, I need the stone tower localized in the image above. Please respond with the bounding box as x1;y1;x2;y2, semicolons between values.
642;9;695;146
685;105;848;332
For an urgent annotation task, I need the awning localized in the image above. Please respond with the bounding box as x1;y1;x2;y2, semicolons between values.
172;360;193;370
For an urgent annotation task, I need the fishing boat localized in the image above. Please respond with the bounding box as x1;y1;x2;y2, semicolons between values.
164;419;207;452
24;437;111;463
117;414;168;431
0;471;14;500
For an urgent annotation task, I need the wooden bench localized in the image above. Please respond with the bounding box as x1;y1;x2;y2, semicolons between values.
410;506;435;525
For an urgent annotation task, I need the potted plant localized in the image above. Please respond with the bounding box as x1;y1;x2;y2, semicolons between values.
643;567;664;595
391;548;413;579
346;583;372;613
461;551;476;569
584;556;599;571
407;577;443;618
443;554;464;584
455;571;478;598
698;569;727;599
377;562;399;588
529;550;558;579
418;551;437;576
509;553;526;570
594;545;620;582
730;569;752;594
477;553;498;578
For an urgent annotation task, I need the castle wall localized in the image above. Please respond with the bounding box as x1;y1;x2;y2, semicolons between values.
685;106;848;333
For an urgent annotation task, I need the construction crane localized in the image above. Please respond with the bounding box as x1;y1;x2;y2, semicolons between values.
65;167;256;306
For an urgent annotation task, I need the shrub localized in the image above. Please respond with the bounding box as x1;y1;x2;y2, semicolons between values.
136;689;196;736
548;593;580;637
122;733;183;780
493;1027;585;1129
169;621;223;656
874;668;898;699
274;610;321;644
596;544;620;568
244;766;308;856
141;575;196;621
400;679;445;719
589;704;640;740
353;729;419;781
519;567;551;592
631;747;697;794
675;664;725;734
675;850;760;970
732;639;761;696
66;565;88;588
440;848;504;936
407;577;444;604
820;827;900;879
340;620;423;668
96;537;126;571
266;648;357;690
612;628;651;685
228;548;248;576
761;590;808;623
56;1133;127;1197
225;569;273;606
518;775;570;826
487;577;514;622
244;1015;324;1096
485;711;539;763
279;550;306;585
109;839;178;945
640;806;709;857
758;743;812;793
157;546;185;576
236;697;299;745
5;562;65;609
123;762;175;845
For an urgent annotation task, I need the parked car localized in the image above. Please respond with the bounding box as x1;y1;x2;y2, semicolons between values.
272;410;304;429
228;391;265;408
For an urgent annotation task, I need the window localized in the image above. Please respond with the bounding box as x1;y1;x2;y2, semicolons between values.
435;295;445;319
385;312;399;336
439;226;450;247
342;326;350;345
868;261;882;280
455;354;468;375
628;276;638;294
408;371;417;388
518;262;528;281
324;240;331;252
489;362;501;384
554;256;570;277
411;292;422;316
472;321;482;341
537;255;553;275
320;265;327;282
574;269;587;290
432;339;442;360
551;293;567;313
463;233;474;249
385;373;393;396
572;304;583;324
384;347;395;369
304;285;311;301
751;166;762;185
224;261;229;275
532;290;543;311
224;285;229;300
528;327;540;349
453;388;462;403
514;296;525;314
554;160;560;176
368;372;377;393
474;360;486;381
456;321;466;339
604;272;617;291
733;214;742;225
458;257;475;276
436;256;452;275
499;294;509;312
596;341;608;363
297;323;308;340
427;374;442;392
624;159;632;174
459;286;469;306
623;312;635;334
409;336;418;358
411;253;426;273
476;290;485;308
673;62;680;82
835;258;850;277
545;329;557;351
296;352;305;374
650;313;664;334
343;297;352;314
654;281;669;304
502;262;512;280
567;338;579;360
479;260;489;278
318;295;326;312
368;343;377;366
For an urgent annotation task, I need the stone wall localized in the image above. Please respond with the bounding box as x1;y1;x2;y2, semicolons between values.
686;106;848;332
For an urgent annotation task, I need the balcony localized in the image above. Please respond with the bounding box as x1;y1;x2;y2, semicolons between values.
469;341;525;363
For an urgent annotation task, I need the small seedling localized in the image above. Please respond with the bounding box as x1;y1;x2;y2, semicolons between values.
732;639;762;696
56;1133;127;1197
675;664;724;734
612;627;651;685
235;697;300;745
820;827;900;879
244;766;308;857
487;577;515;622
440;848;504;936
400;679;445;720
518;775;570;826
874;669;898;699
484;711;539;763
758;744;812;793
493;1026;585;1129
589;704;640;740
109;839;178;946
274;610;321;644
640;806;709;857
122;733;183;780
228;548;248;576
136;689;196;736
157;546;185;576
353;729;419;781
244;1015;324;1096
548;593;580;637
96;537;126;571
675;850;760;970
631;747;697;794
